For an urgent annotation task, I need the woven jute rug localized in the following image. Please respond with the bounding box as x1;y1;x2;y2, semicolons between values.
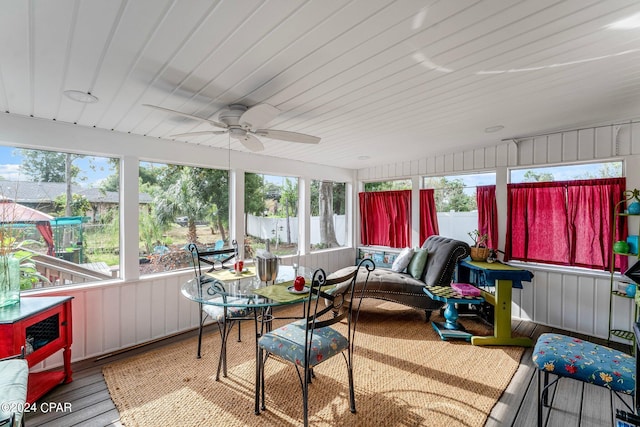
103;300;525;426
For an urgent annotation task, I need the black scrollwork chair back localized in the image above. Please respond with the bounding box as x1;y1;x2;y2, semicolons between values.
257;258;375;426
187;242;251;380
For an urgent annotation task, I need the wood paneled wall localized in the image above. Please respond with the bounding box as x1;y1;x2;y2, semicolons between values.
358;122;640;178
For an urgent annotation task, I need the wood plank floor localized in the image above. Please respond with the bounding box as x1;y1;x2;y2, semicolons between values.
24;317;635;427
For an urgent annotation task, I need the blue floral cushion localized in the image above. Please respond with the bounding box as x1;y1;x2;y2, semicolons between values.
532;333;635;394
258;321;349;367
202;298;256;322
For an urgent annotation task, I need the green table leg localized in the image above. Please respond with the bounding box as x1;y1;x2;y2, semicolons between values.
471;279;532;347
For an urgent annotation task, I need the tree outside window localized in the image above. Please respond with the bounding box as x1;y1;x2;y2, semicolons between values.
311;180;346;250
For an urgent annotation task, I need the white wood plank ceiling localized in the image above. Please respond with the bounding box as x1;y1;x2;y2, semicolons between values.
1;0;639;170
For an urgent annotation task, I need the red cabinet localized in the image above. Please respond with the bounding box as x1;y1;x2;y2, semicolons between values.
0;296;73;403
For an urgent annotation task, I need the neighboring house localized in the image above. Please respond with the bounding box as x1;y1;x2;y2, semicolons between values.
0;180;152;221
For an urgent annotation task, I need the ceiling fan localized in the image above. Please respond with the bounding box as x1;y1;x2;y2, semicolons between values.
143;103;321;152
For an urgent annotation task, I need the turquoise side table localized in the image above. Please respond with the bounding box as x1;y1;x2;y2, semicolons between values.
423;285;484;341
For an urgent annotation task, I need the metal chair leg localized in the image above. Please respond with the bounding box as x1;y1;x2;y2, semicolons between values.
259;348;266;411
537;369;543;427
538;370;559;427
348;365;356;413
216;318;232;380
302;366;310;427
197;303;204;359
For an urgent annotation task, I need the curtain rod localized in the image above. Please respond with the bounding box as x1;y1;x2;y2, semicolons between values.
501;118;640;143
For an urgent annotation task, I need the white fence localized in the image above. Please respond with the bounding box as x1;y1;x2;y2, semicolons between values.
436;212;479;246
246;214;347;246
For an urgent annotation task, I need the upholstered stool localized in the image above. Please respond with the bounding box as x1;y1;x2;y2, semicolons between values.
532;333;636;427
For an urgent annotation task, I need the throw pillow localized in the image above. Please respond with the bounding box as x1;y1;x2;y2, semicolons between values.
391;247;414;272
407;249;428;279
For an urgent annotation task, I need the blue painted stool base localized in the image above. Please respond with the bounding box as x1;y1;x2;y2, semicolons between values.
431;321;473;341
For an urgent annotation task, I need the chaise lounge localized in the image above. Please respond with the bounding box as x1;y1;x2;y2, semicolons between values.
329;235;471;319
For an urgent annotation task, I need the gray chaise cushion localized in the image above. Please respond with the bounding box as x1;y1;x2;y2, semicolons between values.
421;235;471;286
330;266;442;311
328;236;471;313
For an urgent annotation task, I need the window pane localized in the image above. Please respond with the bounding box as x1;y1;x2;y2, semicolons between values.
311;180;346;251
0;146;120;287
510;162;622;183
364;179;411;191
139;163;229;276
423;173;495;244
245;173;298;258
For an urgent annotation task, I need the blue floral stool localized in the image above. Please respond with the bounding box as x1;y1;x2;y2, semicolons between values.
532;333;636;427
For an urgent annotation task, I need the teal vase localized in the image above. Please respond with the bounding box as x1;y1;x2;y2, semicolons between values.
626;283;637;298
629;202;640;215
0;255;21;308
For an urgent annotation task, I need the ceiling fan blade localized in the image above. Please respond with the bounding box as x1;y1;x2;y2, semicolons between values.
143;104;228;129
171;130;228;138
254;129;321;144
239;104;280;130
232;133;264;152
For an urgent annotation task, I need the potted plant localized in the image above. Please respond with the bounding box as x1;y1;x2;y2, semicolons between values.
468;229;490;261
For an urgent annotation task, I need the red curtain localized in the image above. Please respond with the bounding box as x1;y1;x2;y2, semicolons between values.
476;185;498;249
419;189;439;245
505;178;626;271
36;222;55;256
359;190;411;248
505;182;570;265
567;178;627;271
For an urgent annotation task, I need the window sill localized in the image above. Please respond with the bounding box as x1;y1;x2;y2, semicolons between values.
506;260;618;280
21;268;193;295
309;246;353;255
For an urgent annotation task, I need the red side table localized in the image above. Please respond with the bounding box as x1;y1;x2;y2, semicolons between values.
0;296;73;403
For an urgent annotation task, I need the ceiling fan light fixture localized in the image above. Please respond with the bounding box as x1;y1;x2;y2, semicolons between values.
144;102;319;152
64;90;98;104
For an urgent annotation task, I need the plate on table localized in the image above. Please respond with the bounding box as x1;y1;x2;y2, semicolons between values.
287;285;310;294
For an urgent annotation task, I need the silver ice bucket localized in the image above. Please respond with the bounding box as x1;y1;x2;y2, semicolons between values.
256;256;279;283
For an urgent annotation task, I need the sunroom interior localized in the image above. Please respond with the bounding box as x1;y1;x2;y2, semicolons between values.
2;1;640;426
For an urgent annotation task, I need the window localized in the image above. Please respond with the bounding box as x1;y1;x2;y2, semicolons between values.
423;173;496;245
504;174;626;271
360;180;412;248
507;162;624;270
245;173;298;258
310;180;346;251
139;162;229;276
0;146;119;287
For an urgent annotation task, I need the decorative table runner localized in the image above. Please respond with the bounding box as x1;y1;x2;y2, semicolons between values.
252;281;335;303
207;265;256;281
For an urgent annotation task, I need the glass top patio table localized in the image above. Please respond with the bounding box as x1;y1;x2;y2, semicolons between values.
180;264;316;415
181;265;314;309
